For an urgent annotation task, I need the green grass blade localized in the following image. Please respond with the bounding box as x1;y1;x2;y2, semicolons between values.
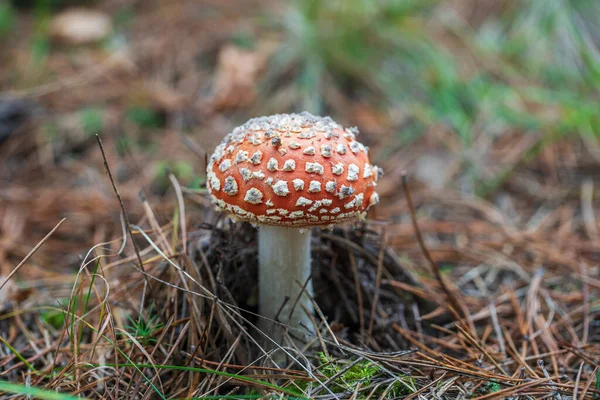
0;335;37;373
95;363;308;399
79;261;100;345
0;380;88;400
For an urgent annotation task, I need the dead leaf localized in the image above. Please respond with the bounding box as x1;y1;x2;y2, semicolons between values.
51;8;113;45
211;45;268;110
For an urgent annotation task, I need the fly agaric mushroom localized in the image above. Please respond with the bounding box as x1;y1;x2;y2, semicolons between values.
207;112;381;342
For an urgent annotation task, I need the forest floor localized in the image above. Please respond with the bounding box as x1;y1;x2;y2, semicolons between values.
0;0;599;399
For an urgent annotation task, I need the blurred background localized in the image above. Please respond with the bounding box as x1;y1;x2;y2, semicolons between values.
0;0;599;276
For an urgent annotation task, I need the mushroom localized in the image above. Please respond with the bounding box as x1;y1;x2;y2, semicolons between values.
206;112;381;343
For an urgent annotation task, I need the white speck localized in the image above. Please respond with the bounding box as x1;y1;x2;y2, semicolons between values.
332;162;344;175
344;193;364;209
235;150;249;163
306;162;324;175
244;188;263;204
278;148;287;156
375;166;383;181
264;129;277;138
321;215;331;220
296;197;313;207
349;142;360;154
232;206;247;215
252;170;265;180
335;144;346;155
319;208;328;214
330;207;341;214
355;193;364;207
266;209;277;215
283;159;296;171
289;211;304;219
363;164;372;178
308;200;321;212
293;178;305;190
278;209;289;216
219;159;232;172
298;129;317;139
210;176;221;191
267;158;278;171
303;146;315;155
322;199;332;206
308;181;321;193
347;163;359;181
272;180;290;196
289;141;301;149
249;134;262;145
223;177;238;195
338;185;355;199
266;199;274;207
265;177;274;185
325;181;337;193
321;144;332;157
226;145;235;154
249;150;263;165
239;168;252;182
369;193;379;206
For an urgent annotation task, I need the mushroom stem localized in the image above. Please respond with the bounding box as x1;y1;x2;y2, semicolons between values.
258;225;314;342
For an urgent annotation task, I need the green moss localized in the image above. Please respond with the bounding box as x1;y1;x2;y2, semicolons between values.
293;353;415;398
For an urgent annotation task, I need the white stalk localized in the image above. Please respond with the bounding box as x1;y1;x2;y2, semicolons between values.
258;225;314;343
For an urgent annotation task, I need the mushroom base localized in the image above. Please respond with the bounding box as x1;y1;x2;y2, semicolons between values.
258;225;314;345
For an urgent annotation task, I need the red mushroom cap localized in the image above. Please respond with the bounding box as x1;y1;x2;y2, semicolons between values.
207;113;381;227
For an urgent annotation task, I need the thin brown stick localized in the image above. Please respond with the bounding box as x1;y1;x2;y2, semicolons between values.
579;366;598;399
400;173;473;332
0;217;66;291
343;230;365;342
368;229;387;337
455;323;507;375
168;172;188;254
572;361;584;400
95;134;150;288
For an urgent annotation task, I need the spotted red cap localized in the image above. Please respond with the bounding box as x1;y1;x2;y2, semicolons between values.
206;112;381;227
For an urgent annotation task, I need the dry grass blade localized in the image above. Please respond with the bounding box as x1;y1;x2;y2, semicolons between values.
0;217;66;291
401;174;474;333
95;134;149;288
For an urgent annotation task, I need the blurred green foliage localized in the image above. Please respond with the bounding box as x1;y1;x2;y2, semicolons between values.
265;0;439;113
265;0;600;195
125;106;163;129
10;0;97;10
152;160;195;193
272;0;599;139
0;2;15;36
79;106;104;136
41;307;66;330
